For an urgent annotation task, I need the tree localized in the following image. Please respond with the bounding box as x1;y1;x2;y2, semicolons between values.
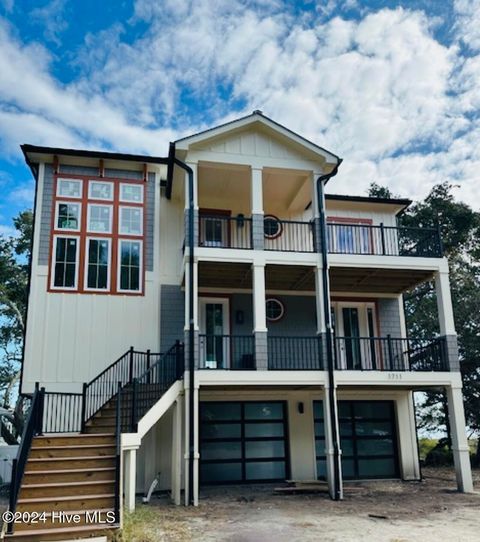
0;211;32;408
368;182;480;463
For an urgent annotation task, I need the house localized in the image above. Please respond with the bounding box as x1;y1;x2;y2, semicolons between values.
5;111;473;540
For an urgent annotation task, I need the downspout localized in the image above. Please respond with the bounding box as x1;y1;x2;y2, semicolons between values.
170;153;195;505
316;159;342;500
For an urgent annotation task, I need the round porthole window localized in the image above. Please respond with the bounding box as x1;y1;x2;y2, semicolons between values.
266;298;284;322
264;215;283;239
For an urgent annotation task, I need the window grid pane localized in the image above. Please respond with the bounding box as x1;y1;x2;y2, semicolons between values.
53;237;77;288
120;207;142;235
57;179;82;198
119;241;141;291
120;184;143;203
87;239;109;289
89;181;113;200
57;203;80;230
88;205;112;233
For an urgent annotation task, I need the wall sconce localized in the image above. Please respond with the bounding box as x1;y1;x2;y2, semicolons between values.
235;310;244;325
297;402;304;414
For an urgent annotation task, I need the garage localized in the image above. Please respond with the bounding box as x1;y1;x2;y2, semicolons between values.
200;401;289;484
314;400;399;480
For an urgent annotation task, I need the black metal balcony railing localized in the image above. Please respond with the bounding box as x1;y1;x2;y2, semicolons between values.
199;215;252;249
326;223;443;258
264;219;315;252
334;336;448;371
199;334;255;370
268;336;323;370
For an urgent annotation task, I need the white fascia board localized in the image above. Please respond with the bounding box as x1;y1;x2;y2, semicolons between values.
335;370;462;388
328;253;446;271
197;370;327;386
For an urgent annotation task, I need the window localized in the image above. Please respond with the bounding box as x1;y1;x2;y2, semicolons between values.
86;239;110;290
89;181;113;200
52;237;78;289
56;202;80;231
119;206;143;235
264;215;282;239
120;183;143;203
266;298;284;322
87;204;112;233
57;178;82;198
118;240;142;292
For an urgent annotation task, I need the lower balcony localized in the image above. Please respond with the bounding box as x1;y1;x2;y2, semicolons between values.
197;334;449;372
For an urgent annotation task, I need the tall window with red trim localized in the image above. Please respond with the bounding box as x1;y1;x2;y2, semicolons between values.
49;175;146;295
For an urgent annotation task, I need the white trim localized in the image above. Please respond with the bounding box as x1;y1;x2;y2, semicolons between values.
88;180;114;201
119;183;144;203
50;235;80;290
117;239;143;293
84;237;112;292
56;178;82;198
54;201;81;232
87;203;113;234
119;205;143;236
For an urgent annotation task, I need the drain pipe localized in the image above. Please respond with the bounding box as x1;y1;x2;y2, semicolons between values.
316;160;342;500
170;148;195;506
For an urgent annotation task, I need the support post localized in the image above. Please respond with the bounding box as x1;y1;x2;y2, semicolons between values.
251;167;264;250
124;448;137;512
446;385;474;492
323;383;343;499
252;262;268;369
434;269;460;371
171;397;183;505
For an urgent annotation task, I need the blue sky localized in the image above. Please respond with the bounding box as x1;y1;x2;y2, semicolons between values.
1;0;479;236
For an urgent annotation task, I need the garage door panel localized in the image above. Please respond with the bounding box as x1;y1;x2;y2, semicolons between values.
245;460;286;480
201;462;243;483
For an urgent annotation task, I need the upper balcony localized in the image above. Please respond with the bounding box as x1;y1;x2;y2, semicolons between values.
197;213;443;258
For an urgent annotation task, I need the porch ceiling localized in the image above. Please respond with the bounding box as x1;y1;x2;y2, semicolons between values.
329;266;434;294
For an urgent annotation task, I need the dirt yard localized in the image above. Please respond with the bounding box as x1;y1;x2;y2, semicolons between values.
120;468;480;542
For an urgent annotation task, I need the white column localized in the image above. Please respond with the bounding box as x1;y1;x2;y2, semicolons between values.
323;385;343;500
446;385;474;492
396;392;421;480
434;270;456;335
251;167;264;215
193;384;200;506
124;448;137;512
314;265;326;334
183;383;190;506
184;260;199;331
171;397;183;505
252;263;267;332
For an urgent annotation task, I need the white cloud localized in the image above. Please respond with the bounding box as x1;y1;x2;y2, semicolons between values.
0;1;479;210
31;0;68;47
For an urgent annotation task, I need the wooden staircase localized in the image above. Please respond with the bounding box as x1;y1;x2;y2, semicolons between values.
5;434;118;541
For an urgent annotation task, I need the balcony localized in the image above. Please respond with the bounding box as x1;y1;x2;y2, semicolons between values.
197;334;448;372
197;214;443;258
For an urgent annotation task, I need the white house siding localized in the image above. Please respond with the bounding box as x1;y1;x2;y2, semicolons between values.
21;161;163;394
325;200;400;227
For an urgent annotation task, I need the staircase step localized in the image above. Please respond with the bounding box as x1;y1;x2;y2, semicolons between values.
24;467;116;484
5;522;118;540
84;425;115;435
12;508;115;532
17;493;115;513
26;455;116;471
30;444;116;459
33;434;115;447
19;480;115;499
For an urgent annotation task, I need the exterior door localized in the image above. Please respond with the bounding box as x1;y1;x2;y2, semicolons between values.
333;302;378;370
199;298;230;369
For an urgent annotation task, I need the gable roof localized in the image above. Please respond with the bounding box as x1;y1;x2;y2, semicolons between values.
174;110;341;165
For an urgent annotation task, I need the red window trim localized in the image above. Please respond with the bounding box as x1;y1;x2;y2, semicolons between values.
48;174;147;296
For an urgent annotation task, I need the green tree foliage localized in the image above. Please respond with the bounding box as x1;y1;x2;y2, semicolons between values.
368;182;480;463
0;210;32;408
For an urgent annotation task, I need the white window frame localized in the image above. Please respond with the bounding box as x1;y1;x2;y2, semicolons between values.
54;201;81;232
119;206;143;236
84;237;111;292
87;203;113;234
117;239;143;293
88;180;114;201
50;235;80;290
56;178;83;199
119;183;144;203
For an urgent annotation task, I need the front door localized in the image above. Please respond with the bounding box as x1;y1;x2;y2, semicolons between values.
333;302;378;370
199;298;230;368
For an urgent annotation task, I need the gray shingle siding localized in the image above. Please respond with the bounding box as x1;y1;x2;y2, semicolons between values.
37;164;157;271
378;298;403;338
160;285;185;352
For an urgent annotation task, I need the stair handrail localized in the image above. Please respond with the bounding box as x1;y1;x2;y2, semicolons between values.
7;384;44;535
129;341;184;432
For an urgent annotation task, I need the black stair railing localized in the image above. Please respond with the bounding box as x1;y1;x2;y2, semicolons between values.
128;341;184;432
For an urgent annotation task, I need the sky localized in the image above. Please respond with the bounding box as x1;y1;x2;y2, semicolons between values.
0;0;480;236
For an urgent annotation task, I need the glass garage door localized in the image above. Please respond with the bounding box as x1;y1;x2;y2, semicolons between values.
314;400;399;480
200;401;289;484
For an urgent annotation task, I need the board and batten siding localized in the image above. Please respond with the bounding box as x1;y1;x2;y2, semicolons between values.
22;162;163;394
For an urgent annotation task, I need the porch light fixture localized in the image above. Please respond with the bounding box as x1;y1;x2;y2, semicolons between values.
266;298;284;322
